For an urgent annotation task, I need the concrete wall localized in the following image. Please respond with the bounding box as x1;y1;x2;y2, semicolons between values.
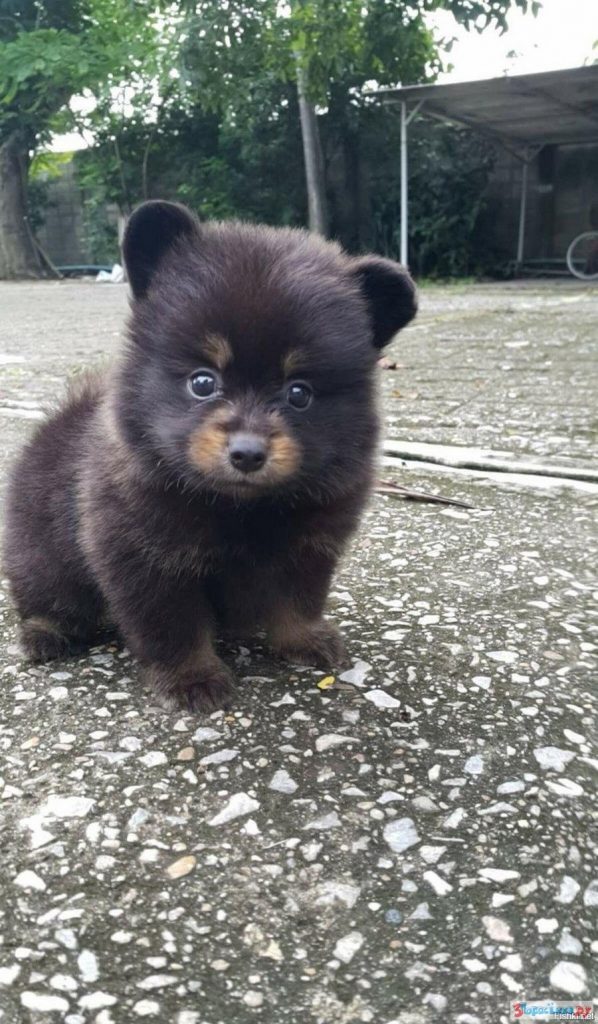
486;142;598;264
37;142;598;272
36;162;120;269
36;162;91;267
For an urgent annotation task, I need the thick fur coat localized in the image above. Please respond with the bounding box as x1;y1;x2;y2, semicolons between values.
3;201;417;711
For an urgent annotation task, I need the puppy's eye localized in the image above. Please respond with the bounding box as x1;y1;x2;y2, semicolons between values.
189;370;219;399
286;381;313;410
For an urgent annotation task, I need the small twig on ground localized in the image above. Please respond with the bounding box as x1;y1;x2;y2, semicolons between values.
33;235;63;279
376;479;475;510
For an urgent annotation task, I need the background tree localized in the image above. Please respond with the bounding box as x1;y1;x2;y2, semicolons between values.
2;0;537;277
75;71;310;264
177;0;533;237
0;0;156;278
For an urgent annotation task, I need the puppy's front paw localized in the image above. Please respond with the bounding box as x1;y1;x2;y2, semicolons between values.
146;660;236;713
20;617;74;662
274;620;349;670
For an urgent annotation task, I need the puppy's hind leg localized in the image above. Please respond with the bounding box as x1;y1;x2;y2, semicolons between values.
13;573;107;664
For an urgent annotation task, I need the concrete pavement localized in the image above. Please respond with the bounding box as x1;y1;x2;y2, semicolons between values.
0;280;596;1024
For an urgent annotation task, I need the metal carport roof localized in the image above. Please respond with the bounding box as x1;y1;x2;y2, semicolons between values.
367;65;598;267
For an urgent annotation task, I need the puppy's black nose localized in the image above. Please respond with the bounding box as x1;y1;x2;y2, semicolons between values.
228;434;267;474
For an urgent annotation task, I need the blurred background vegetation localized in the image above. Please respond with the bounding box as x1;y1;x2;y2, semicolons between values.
74;106;500;277
1;0;532;278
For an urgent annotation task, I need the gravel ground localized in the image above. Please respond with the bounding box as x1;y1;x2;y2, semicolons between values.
0;279;596;1024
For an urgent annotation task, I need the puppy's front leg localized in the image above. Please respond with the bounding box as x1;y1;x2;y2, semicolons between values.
104;569;234;712
268;548;348;670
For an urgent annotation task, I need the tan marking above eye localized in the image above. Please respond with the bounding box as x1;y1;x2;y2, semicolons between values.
201;332;233;371
282;349;305;378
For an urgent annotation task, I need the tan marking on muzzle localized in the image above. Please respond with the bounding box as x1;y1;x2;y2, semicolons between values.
201;332;233;371
188;407;232;473
262;410;302;480
188;407;302;482
269;431;301;479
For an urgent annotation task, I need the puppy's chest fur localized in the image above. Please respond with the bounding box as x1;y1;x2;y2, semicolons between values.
83;454;338;628
168;505;306;577
201;506;331;627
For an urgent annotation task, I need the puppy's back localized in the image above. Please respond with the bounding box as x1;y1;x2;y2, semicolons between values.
3;373;105;610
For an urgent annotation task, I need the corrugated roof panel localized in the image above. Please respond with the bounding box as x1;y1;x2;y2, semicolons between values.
371;66;598;146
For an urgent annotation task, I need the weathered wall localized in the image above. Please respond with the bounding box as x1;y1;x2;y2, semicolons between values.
35;140;598;272
486;142;598;264
36;162;90;266
36;162;120;269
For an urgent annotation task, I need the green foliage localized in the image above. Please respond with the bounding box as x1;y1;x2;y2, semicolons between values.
27;177;53;233
74;88;500;275
166;0;532;272
27;149;73;235
0;0;159;145
368;114;499;276
410;126;500;278
29;149;72;179
75;79;307;234
7;0;537;275
80;193;120;264
178;0;533;107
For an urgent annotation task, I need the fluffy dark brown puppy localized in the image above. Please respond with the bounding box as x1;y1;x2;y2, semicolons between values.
3;201;416;711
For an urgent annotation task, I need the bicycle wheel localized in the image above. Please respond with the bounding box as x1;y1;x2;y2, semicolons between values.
566;231;598;281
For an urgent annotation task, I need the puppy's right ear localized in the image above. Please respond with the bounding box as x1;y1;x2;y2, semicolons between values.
122;201;199;299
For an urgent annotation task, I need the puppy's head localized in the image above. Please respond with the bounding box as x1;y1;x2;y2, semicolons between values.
119;201;416;502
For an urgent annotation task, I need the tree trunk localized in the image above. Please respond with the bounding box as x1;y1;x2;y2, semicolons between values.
296;64;328;236
0;131;44;280
325;88;372;253
356;136;374;252
327;131;358;250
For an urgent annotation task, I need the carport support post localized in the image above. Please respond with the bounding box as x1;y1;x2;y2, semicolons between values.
400;101;408;266
399;100;423;268
516;150;530;268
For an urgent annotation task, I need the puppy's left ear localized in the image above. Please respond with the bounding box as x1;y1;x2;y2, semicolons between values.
351;256;417;349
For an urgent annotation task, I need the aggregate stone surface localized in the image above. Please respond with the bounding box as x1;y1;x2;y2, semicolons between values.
0;280;596;1024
